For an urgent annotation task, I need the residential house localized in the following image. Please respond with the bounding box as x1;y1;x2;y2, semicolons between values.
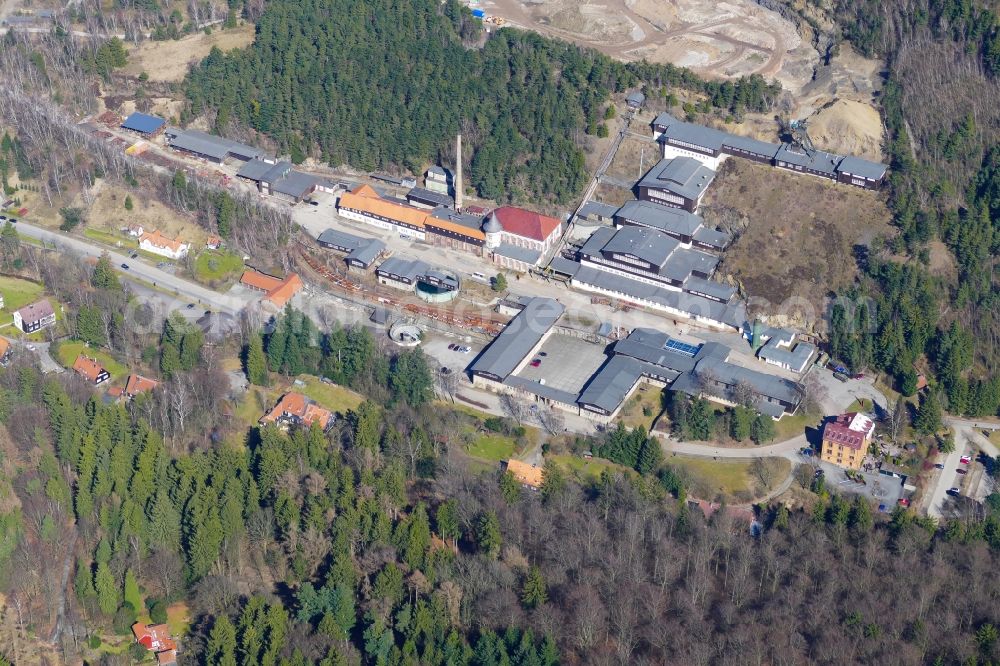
131;622;178;665
503;459;543;490
205;235;222;250
820;412;875;470
139;230;190;260
124;374;160;398
122;223;145;237
73;355;111;385
260;392;334;431
13;299;56;333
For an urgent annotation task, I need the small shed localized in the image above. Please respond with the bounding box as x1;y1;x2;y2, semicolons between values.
626;91;646;109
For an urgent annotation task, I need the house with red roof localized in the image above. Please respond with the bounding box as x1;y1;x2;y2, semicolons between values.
260;392;334;431
73;355;111;385
484;206;563;272
820;412;875;470
124;374;160;398
131;622;178;663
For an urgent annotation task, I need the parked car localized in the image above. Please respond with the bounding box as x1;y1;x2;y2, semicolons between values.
459;346;471;354
898;498;910;507
186;303;195;309
878;504;888;513
538;352;548;357
129;251;138;259
956;468;967;475
833;372;849;383
448;343;457;350
852;373;865;380
530;359;541;367
947;488;961;497
120;263;129;270
934;463;945;469
960;455;971;464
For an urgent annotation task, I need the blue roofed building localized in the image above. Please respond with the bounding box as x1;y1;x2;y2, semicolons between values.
121;112;166;136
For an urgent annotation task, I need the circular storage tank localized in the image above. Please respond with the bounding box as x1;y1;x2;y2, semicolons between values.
388;323;422;347
415;270;460;304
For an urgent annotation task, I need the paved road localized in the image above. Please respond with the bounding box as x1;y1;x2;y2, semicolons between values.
926;418;1000;518
16;222;252;314
662;433;806;461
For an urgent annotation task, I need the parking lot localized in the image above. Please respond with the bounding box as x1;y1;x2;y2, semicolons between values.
809;457;906;509
513;333;609;395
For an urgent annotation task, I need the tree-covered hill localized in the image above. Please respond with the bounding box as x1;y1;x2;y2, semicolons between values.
183;0;779;204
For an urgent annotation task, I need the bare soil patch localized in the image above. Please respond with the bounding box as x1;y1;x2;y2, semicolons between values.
705;159;892;320
123;25;255;82
86;180;208;245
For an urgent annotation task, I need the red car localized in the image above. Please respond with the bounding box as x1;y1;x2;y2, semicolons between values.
530;359;541;367
898;498;910;507
960;455;971;464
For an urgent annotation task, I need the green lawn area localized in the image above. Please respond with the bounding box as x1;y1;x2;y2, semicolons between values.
83;227;138;249
667;455;791;503
989;430;1000;448
295;375;365;415
193;249;244;284
467;434;516;461
166;602;190;637
0;275;45;326
620;387;664;430
773;410;822;442
552;453;632;482
54;340;128;378
846;398;874;413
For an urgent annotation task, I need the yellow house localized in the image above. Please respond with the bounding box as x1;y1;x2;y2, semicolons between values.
820;412;875;470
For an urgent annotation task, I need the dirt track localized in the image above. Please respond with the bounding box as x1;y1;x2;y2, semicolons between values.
484;0;810;88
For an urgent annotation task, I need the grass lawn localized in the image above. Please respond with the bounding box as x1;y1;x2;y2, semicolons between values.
667;455;791;503
193;249;244;284
0;275;45;326
295;375;364;415
989;430;1000;448
467;434;516;461
166;602;190;637
83;227;138;249
773;410;822;442
620;387;664;430
552;453;632;482
54;340;128;378
846;398;874;413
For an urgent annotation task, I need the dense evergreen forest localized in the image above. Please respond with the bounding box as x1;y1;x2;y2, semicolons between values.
3;345;1000;664
183;0;779;204
824;0;1000;415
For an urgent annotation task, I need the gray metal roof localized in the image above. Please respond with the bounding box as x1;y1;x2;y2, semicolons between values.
469;298;565;380
694;355;802;405
430;207;484;231
758;331;816;371
659;121;727;151
720;133;781;157
837;155;887;180
626;91;646;105
601;226;680;268
615;200;703;236
652;112;678;128
494;243;541;265
121;112;165;134
572;265;746;327
317;228;369;250
578;200;619;219
505;375;579;405
660;247;719;281
377;256;430;282
407;187;454;207
547;255;581;278
691;226;731;249
637;157;716;201
683;276;736;302
577;355;650;412
271;170;318;198
774;144;839;176
346;239;385;266
236;158;274;181
168;129;264;162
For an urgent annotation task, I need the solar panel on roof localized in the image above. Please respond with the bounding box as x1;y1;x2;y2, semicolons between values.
663;338;701;357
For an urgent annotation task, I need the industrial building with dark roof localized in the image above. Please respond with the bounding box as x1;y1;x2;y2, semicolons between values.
650;112;887;190
121;112;166;136
636;157;716;212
